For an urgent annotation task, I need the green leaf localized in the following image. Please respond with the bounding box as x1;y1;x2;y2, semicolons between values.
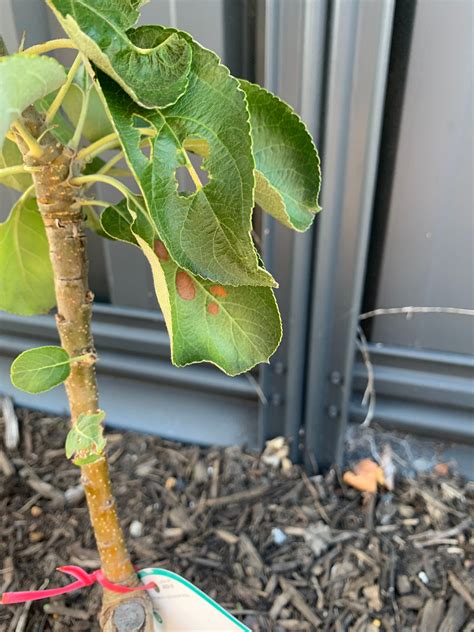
65;410;106;465
95;28;275;288
10;346;71;394
35;92;74;145
0;194;55;315
240;80;321;232
46;0;192;108
0;54;66;147
62;66;114;142
101;199;282;376
0;139;32;191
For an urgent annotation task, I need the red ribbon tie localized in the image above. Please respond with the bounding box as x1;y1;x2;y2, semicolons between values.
1;566;155;605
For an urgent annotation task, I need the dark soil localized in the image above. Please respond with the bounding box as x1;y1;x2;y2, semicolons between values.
0;408;473;631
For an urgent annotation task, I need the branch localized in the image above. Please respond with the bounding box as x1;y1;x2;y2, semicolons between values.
359;306;474;320
356;326;376;428
356;305;474;428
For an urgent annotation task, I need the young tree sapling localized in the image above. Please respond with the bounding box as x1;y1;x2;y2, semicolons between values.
0;2;321;629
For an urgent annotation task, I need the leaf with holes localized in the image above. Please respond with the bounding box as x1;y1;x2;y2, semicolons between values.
240;80;321;231
46;0;192;109
62;66;114;142
0;54;66;146
101;199;282;376
0;139;32;191
0;194;55;315
10;346;71;394
65;410;106;465
95;28;275;288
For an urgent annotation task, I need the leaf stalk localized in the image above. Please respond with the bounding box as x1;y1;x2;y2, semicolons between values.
45;53;82;126
0;164;27;178
12;120;43;158
76;128;156;162
22;38;78;55
71;174;148;216
69;70;91;149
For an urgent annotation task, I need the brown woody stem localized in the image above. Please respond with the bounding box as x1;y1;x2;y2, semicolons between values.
15;107;153;629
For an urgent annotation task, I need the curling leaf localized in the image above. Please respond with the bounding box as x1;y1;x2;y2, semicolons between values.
0;195;55;315
240;80;321;231
101;199;282;376
65;410;106;465
95;28;274;288
46;0;192;108
0;54;66;146
10;346;71;394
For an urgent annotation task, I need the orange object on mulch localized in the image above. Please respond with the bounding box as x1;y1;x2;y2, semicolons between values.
343;458;385;493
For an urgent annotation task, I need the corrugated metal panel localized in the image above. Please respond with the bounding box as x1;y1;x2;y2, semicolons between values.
303;0;395;470
370;0;474;355
351;343;474;443
258;0;327;457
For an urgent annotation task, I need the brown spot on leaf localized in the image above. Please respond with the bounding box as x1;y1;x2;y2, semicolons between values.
210;284;228;298
176;271;196;300
154;240;169;261
207;301;220;315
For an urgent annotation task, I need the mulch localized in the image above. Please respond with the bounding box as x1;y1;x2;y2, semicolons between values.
0;407;473;631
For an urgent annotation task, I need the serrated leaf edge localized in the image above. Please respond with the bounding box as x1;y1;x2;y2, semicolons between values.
239;79;322;231
90;29;277;288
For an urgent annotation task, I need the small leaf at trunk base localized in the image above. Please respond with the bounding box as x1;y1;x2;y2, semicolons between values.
0;195;55;315
10;346;71;394
240;80;321;232
65;410;106;465
0;54;66;146
46;0;192;108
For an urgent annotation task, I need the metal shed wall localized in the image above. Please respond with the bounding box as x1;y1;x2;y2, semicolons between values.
0;0;473;474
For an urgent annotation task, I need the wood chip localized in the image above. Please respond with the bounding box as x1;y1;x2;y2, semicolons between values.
419;598;445;632
439;595;466;632
269;590;291;619
203;485;270;508
363;584;383;611
280;578;321;628
239;534;264;573
448;571;474;610
2;396;19;450
215;529;239;545
168;505;195;533
43;604;91;620
0;448;15;477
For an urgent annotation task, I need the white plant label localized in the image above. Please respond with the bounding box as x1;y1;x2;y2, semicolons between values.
138;568;251;631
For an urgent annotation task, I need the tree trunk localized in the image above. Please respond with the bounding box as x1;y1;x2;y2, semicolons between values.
15;106;154;631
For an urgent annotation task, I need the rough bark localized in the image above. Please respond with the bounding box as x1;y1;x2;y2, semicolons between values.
15;106;154;631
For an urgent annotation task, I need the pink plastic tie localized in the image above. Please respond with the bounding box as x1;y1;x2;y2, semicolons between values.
1;565;155;605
